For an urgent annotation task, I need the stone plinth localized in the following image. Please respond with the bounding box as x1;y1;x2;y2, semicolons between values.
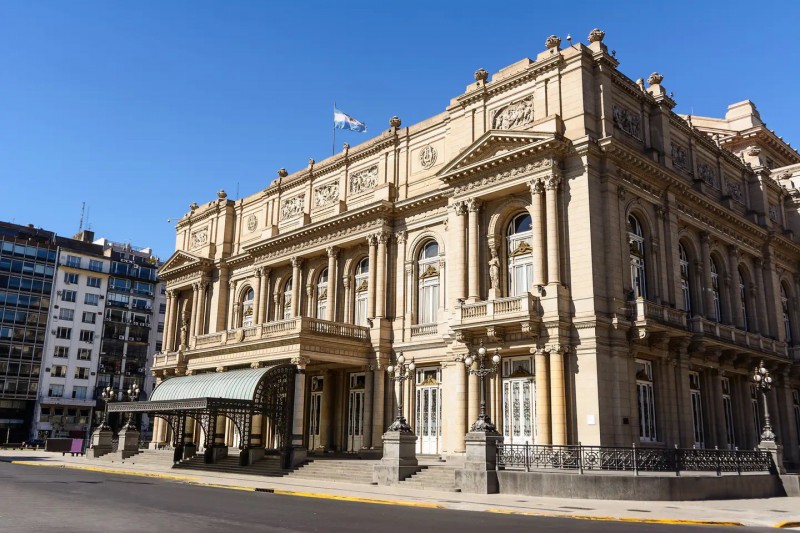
115;428;140;459
182;443;197;460
759;441;787;474
455;431;502;494
203;444;228;464
86;427;113;459
290;446;308;467
373;431;421;485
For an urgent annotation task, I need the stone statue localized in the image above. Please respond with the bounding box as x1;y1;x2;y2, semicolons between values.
180;308;190;348
488;247;500;289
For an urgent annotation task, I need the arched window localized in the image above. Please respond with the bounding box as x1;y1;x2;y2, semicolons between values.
628;215;646;299
506;213;533;297
241;288;255;327
316;268;328;320
739;270;749;332
679;243;692;314
417;241;440;324
354;258;369;326
710;258;722;322
283;277;293;320
781;284;793;343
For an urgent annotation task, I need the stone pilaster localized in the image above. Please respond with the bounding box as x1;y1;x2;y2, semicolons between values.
467;198;482;301
534;347;551;444
545;174;561;285
291;257;303;317
529;178;546;287
326;247;339;322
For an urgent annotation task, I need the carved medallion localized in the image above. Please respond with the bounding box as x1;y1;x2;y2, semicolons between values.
419;145;437;169
493;96;534;130
246;214;258;232
349;166;378;195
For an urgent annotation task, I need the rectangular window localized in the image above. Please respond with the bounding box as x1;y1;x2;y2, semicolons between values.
84;293;100;306
56;327;72;339
53;346;69;358
74;367;89;380
77;348;91;360
51;365;67;378
689;371;704;448
88;260;103;272
107;292;130;307
721;378;735;448
72;386;88;400
79;330;94;343
157;322;164;333
635;359;658;442
81;311;96;324
159;303;166;314
48;384;64;397
64;272;79;285
109;277;131;292
65;255;81;268
133;281;154;296
793;390;800;445
87;276;101;288
61;290;77;303
751;385;762;442
131;298;151;311
58;308;74;321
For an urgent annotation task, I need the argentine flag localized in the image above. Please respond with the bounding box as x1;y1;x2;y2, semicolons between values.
334;106;367;132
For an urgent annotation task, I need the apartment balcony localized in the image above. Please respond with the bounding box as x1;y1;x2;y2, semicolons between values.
39;395;96;408
452;293;541;341
689;317;789;359
152;317;372;373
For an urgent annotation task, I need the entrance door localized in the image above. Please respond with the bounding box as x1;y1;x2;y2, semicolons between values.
346;373;365;452
502;357;535;445
415;368;441;454
689;372;704;448
308;376;324;450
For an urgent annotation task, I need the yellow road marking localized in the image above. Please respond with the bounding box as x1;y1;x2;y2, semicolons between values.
487;508;744;527
270;489;444;509
9;460;198;482
775;521;800;529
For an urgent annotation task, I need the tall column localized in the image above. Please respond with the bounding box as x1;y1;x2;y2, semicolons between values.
375;232;388;318
216;267;230;333
728;247;743;328
529;178;546;287
291;357;309;450
190;283;200;337
452;355;467;453
534;347;551;444
326;247;338;322
467;198;482;300
362;368;374;449
258;269;270;324
291;257;302;317
319;370;333;450
163;290;175;351
371;367;385;448
700;233;714;319
548;344;567;445
545;175;561;285
342;277;352;323
227;280;238;329
252;267;262;326
467;360;479;427
754;258;769;336
367;235;378;318
711;369;729;448
395;232;408;334
449;201;468;304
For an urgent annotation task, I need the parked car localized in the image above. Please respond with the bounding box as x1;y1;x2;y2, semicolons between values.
23;439;45;449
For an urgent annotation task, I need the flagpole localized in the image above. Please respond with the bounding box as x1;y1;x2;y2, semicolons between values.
332;102;336;156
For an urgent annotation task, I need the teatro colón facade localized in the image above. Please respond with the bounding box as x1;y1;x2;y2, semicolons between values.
144;29;800;471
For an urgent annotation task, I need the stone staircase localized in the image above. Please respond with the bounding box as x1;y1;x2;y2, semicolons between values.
287;458;377;484
401;465;459;492
175;454;288;477
95;449;175;469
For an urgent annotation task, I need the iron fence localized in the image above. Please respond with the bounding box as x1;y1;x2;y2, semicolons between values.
496;443;773;476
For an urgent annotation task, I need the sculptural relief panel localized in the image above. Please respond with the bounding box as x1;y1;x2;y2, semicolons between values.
281;195;305;220
314;182;339;208
349;165;378;195
492;96;534;130
190;227;209;249
612;104;642;140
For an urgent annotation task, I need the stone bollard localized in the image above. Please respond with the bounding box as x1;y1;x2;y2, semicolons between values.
455;431;503;494
86;427;113;459
373;431;421;485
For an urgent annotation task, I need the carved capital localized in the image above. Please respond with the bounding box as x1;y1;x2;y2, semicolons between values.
544;174;561;191
528;177;545;195
467;197;483;212
545;343;568;354
290;256;303;269
254;266;264;278
366;233;379;247
292;356;311;370
377;231;391;244
452;200;468;216
395;230;407;244
326;246;340;259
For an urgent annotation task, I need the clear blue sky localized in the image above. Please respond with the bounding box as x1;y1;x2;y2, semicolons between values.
2;1;798;260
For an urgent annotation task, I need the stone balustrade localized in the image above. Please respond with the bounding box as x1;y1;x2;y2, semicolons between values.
410;323;438;338
457;293;539;324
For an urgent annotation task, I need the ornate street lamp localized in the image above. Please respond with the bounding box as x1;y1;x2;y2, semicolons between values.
463;341;501;432
752;360;775;442
121;383;140;431
99;385;117;430
386;353;415;432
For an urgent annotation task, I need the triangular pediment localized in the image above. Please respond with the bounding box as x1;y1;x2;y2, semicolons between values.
158;250;212;278
437;129;567;183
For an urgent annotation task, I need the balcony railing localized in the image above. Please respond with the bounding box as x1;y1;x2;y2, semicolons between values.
457;293;539;324
497;443;773;476
690;317;788;357
410;323;438;338
629;298;687;328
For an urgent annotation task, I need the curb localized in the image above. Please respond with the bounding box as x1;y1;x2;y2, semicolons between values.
486;509;746;527
7;460;199;483
775;522;800;529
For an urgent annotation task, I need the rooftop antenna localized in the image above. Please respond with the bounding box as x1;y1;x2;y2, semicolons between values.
236;181;240;199
85;205;91;231
78;202;85;232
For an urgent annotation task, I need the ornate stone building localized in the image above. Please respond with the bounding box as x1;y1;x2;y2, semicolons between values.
153;30;800;469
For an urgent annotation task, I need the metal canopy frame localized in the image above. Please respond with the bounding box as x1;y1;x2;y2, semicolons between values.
107;364;295;464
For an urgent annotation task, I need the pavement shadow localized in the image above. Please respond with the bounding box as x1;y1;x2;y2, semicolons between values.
0;455;51;462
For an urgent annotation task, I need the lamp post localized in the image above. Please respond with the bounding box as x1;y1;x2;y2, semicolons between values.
121;383;140;431
386;353;415;432
99;385;116;430
463;341;501;432
752;360;775;443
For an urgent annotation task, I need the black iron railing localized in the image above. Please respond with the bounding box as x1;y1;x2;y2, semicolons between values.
496;443;773;476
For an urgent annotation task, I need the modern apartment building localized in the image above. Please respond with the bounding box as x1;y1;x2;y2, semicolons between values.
0;222;57;443
34;231;109;441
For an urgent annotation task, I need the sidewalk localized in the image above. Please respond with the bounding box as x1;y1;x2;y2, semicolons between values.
1;449;798;529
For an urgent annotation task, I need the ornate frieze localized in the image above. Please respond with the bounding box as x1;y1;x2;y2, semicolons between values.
454;158;553;195
314;182;339;208
492;96;534;130
419;145;437;169
727;182;744;205
190;228;208;249
698;163;717;188
612;105;642;140
671;143;688;170
281;195;305;220
349;166;378;195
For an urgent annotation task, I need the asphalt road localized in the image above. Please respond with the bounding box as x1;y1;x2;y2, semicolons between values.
0;462;765;533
